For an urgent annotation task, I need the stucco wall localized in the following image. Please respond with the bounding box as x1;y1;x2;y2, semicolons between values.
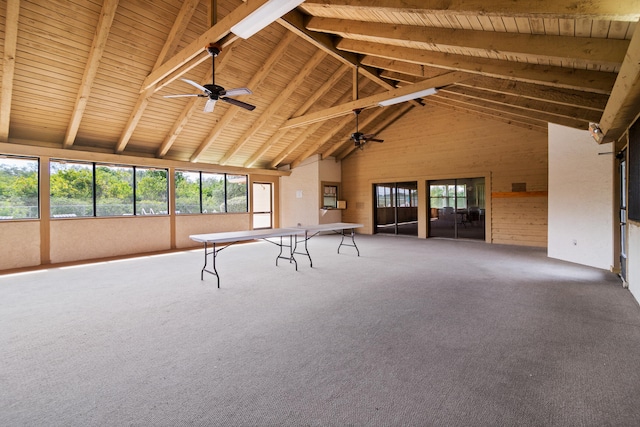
547;124;614;270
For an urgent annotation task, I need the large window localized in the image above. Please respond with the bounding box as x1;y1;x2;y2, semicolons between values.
136;168;169;215
50;160;168;217
0;156;39;219
175;171;247;214
96;165;134;216
50;161;94;217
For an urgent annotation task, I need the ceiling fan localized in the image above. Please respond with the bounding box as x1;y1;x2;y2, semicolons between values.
164;44;256;113
351;108;384;149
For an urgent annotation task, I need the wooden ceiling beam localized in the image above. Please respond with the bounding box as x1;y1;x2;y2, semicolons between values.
300;0;640;21
63;0;119;149
115;0;200;154
269;76;371;168
598;21;640;144
440;85;601;123
139;0;271;93
243;63;351;168
278;8;423;108
432;92;588;129
424;97;548;133
218;49;328;165
336;38;617;95
456;75;609;111
307;17;628;67
0;0;20;141
363;56;609;111
280;71;466;129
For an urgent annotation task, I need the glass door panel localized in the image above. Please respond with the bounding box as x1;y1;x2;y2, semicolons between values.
429;178;485;240
374;182;418;236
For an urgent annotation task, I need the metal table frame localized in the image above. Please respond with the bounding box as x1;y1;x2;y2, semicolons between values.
189;223;363;287
293;223;363;267
190;228;300;288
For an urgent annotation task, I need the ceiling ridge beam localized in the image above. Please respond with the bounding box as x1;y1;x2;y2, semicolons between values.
280;71;466;129
115;0;200;154
190;31;299;163
218;49;328;165
336;38;616;94
268;76;372;168
63;0;119;149
139;0;271;93
300;0;640;21
288;80;377;167
277;8;424;109
307;17;628;67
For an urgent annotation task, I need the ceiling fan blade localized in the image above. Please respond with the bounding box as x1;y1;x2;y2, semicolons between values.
221;97;256;111
222;87;252;97
203;99;217;113
163;94;203;98
181;78;211;94
368;138;384;143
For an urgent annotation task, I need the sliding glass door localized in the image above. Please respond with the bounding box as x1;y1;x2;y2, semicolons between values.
429;178;485;240
374;182;418;236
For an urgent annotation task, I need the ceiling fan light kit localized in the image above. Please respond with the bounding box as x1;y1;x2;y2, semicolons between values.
231;0;305;39
378;87;438;107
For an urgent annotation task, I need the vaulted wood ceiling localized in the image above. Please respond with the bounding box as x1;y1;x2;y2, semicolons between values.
1;0;639;171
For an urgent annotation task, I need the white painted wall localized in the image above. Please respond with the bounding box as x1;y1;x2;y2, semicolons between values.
628;223;640;302
280;155;342;227
547;124;614;270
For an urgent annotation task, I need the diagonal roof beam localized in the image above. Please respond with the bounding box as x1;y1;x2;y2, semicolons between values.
322;107;387;160
301;0;640;21
336;104;413;161
63;0;119;148
337;39;617;95
0;0;20;141
190;31;298;163
114;0;200;154
277;8;420;108
280;71;466;129
218;49;328;165
139;0;272;93
307;17;628;68
598;21;640;144
243;63;351;168
269;74;371;168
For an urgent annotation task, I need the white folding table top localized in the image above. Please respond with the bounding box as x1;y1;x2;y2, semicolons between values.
190;228;300;244
294;222;363;232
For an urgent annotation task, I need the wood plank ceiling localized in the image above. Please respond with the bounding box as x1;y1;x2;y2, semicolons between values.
1;0;639;171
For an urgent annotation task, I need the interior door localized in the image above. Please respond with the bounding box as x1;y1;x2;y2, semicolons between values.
252;182;272;229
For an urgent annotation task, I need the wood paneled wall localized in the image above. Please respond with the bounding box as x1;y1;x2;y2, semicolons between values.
340;104;548;247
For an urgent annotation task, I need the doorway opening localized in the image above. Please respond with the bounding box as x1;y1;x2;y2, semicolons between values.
429;178;485;240
252;182;273;229
374;182;418;236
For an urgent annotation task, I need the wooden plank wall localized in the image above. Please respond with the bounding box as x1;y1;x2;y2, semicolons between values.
340;103;549;247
